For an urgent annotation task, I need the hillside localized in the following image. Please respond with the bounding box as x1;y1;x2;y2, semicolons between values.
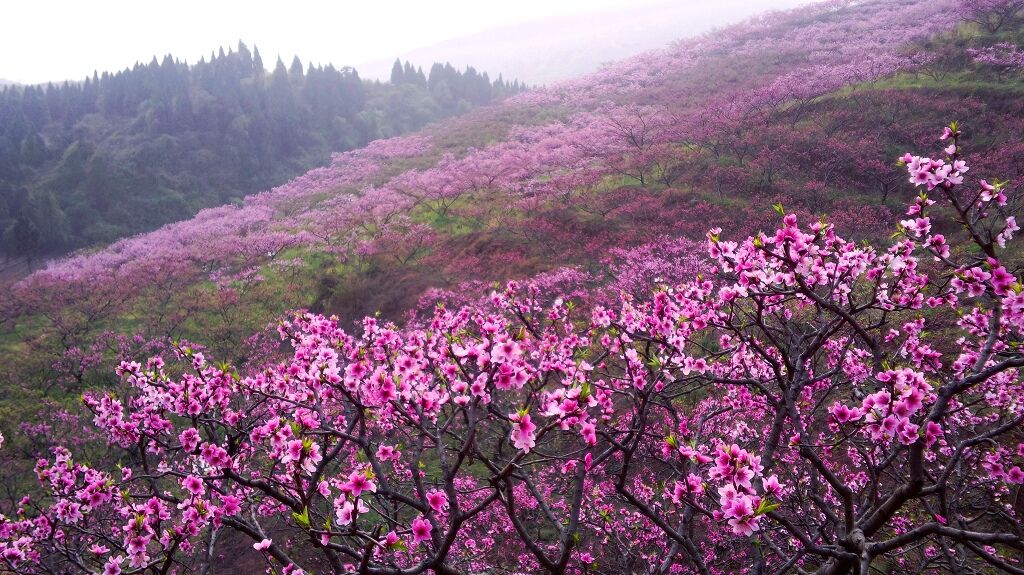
2;0;1024;573
0;45;523;260
5;0;1023;400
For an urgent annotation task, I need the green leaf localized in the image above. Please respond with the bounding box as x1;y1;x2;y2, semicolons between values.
755;498;780;516
292;507;310;529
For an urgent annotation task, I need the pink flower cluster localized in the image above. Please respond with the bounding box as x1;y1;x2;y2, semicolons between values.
831;368;936;445
708;445;782;536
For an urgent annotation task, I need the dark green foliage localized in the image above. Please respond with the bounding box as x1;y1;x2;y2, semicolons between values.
0;50;525;258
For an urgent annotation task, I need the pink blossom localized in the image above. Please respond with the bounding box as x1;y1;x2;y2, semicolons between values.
411;517;432;545
426;490;449;513
510;412;538;452
344;470;377;498
253;539;272;551
181;475;204;496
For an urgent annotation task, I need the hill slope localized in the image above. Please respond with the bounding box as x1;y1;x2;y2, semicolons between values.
7;0;1023;367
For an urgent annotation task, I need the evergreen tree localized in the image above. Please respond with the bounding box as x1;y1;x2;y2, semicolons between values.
390;59;404;84
11;214;39;265
237;41;253;74
253;46;265;76
290;55;305;79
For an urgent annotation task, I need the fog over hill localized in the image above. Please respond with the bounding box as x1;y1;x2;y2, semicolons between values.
358;0;811;84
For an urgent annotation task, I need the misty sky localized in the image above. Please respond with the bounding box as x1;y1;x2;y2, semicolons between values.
3;0;809;85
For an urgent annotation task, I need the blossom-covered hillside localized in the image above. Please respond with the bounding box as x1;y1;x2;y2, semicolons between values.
2;1;1024;574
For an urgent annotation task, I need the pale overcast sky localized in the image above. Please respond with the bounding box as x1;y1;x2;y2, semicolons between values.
2;0;809;85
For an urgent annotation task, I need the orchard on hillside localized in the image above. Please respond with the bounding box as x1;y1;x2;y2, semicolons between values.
1;125;1023;575
11;0;1021;425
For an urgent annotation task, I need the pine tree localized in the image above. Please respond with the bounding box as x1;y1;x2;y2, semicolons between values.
253;46;265;77
237;41;253;74
290;56;305;80
390;59;404;84
12;214;39;265
428;63;444;88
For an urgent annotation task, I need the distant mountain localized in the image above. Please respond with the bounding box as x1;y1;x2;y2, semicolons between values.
0;78;19;87
0;46;524;259
358;0;811;85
